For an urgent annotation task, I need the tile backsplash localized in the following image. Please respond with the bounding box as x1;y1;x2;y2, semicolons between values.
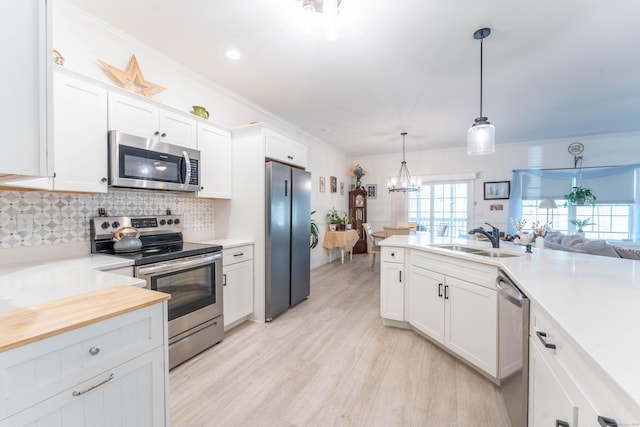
0;189;215;248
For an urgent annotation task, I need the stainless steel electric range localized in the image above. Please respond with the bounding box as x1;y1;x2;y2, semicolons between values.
90;214;223;369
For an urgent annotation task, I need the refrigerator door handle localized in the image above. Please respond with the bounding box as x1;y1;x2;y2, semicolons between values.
285;179;288;197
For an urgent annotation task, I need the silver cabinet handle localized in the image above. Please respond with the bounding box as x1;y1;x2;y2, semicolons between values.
223;273;227;286
72;373;114;396
556;421;570;427
598;416;618;427
536;331;557;350
89;346;100;356
233;252;244;257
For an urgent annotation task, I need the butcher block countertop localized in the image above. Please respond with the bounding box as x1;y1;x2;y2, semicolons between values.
0;285;170;353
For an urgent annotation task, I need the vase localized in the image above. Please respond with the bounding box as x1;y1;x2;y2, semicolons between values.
340;224;346;231
535;236;545;250
329;223;337;231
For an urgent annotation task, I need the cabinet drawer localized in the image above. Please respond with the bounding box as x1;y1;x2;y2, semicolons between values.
382;247;404;263
0;303;165;419
223;245;254;266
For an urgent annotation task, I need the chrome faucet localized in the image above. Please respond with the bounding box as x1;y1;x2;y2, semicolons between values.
468;222;500;248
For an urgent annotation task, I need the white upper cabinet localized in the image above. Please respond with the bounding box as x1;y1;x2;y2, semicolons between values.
265;129;307;168
197;123;232;199
0;0;51;180
108;91;197;149
52;71;108;192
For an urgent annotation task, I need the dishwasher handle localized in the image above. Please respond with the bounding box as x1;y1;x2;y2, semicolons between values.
496;273;527;307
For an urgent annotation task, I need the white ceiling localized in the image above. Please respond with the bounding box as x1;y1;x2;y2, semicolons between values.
66;0;640;157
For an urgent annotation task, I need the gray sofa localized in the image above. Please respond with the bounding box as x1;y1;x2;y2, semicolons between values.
544;231;640;260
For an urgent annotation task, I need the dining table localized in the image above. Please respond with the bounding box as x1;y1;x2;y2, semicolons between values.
322;229;359;264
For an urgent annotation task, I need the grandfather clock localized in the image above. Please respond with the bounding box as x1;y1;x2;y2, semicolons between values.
349;187;368;254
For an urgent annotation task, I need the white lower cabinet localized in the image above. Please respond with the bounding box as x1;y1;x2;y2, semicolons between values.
529;304;635;426
408;264;497;377
380;248;405;321
529;337;578;426
0;303;168;426
222;244;254;329
0;347;165;427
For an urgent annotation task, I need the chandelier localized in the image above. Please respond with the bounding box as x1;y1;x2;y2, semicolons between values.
301;0;340;41
467;27;495;156
387;132;421;193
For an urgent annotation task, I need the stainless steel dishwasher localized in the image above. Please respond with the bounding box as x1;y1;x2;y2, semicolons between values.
497;270;530;427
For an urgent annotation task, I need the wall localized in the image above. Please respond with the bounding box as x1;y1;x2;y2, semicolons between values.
0;189;213;249
355;131;640;234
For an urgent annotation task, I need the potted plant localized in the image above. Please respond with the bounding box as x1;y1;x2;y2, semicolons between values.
310;210;319;249
563;186;597;207
326;208;341;231
570;217;595;235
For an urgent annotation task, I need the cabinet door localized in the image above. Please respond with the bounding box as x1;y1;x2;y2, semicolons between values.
0;347;166;427
223;260;254;328
52;72;108;193
265;130;307;168
445;276;497;377
380;261;404;321
408;266;445;344
0;0;50;178
159;109;197;149
529;338;577;427
107;91;159;138
197;123;232;198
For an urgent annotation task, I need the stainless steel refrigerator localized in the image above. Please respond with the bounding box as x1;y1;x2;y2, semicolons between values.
265;161;311;321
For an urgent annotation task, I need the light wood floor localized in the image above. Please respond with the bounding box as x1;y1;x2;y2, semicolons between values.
170;254;511;427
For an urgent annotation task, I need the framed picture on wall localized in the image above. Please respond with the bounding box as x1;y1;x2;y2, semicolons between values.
366;184;377;199
319;177;326;192
484;181;510;200
330;176;337;193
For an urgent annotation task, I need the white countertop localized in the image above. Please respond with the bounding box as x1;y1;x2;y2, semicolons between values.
189;238;254;249
0;254;144;314
380;233;640;414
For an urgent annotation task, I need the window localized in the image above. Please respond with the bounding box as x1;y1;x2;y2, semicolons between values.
513;166;639;242
408;181;472;238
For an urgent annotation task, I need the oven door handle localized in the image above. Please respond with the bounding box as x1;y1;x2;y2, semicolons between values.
137;253;221;277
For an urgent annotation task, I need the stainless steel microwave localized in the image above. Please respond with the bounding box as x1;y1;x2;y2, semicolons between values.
108;131;200;192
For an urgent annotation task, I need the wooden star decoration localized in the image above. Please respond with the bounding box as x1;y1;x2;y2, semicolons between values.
98;54;165;98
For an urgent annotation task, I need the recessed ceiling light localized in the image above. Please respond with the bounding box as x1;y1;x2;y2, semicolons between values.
225;49;240;60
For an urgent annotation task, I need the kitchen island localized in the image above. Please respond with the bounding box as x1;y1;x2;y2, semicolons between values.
380;233;640;425
0;255;170;426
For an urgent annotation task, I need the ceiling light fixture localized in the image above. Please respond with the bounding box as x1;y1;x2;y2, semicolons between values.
387;132;421;193
225;49;240;60
467;27;495;156
301;0;340;41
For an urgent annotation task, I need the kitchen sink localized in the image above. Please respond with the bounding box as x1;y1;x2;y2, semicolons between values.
436;245;484;253
435;244;522;258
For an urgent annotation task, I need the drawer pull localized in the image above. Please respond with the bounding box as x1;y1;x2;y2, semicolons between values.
536;331;557;350
598;416;618;427
556;421;570;427
233;252;244;257
89;346;100;356
72;373;114;396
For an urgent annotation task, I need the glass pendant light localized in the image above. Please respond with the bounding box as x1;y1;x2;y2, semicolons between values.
467;27;495;156
387;132;421;193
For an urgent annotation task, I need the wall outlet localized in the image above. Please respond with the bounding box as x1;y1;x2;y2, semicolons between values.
16;213;33;233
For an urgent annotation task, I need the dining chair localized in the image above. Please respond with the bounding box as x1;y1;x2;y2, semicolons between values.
396;221;417;232
383;226;411;238
362;223;381;268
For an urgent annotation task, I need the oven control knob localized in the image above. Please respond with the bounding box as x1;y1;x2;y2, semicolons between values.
101;221;110;229
174;219;180;225
167;219;174;225
111;221;120;229
159;219;166;226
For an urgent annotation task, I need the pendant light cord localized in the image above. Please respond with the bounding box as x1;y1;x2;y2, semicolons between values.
479;37;484;119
